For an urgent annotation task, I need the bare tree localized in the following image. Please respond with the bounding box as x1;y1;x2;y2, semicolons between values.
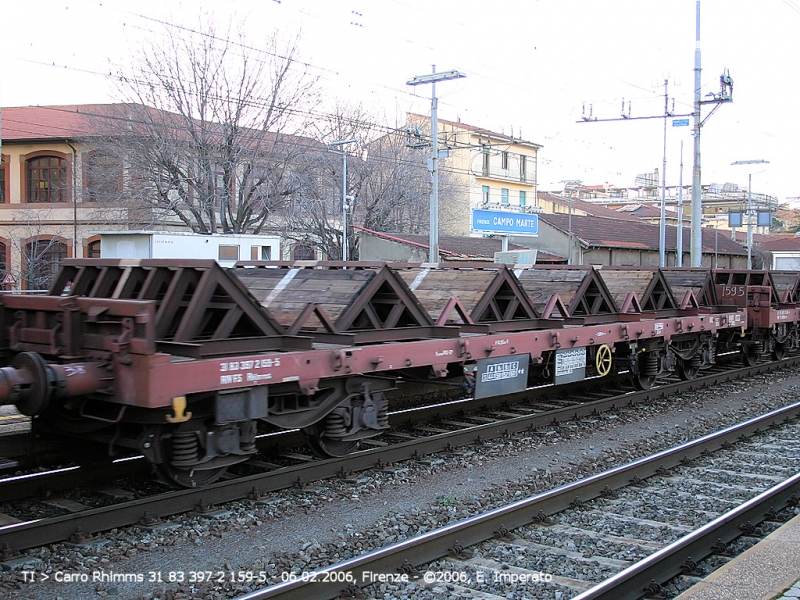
86;15;320;234
283;105;450;260
6;209;69;290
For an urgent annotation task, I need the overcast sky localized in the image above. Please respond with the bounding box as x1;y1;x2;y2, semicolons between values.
3;0;799;204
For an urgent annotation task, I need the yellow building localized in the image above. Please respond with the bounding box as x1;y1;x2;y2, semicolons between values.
406;114;542;236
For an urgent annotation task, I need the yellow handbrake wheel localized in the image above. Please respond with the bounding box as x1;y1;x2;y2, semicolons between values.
596;344;613;377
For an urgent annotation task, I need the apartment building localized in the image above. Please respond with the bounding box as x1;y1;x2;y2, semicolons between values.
405;114;542;235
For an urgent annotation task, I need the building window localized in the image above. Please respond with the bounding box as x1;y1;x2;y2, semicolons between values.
27;156;67;203
293;244;315;260
501;151;509;170
87;240;102;258
520;156;527;181
501;188;509;205
482;185;490;204
0;157;8;204
519;190;526;206
219;245;240;261
0;242;6;279
251;246;271;260
25;239;67;289
482;147;489;176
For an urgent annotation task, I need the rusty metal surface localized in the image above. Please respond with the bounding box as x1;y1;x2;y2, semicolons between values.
49;259;303;356
599;267;680;313
1;263;796;413
233;264;452;343
0;357;792;555
515;265;618;320
395;265;539;331
662;268;719;308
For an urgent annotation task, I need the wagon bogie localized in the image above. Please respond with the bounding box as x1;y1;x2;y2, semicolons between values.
0;260;796;487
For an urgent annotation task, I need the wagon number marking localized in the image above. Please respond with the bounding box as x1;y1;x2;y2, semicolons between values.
721;285;746;297
219;357;281;385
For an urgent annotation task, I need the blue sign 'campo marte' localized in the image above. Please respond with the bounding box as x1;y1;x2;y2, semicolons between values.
471;209;539;236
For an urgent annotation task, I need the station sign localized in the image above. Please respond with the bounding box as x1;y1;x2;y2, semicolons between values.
672;118;690;127
474;354;529;399
471;209;538;236
554;347;586;384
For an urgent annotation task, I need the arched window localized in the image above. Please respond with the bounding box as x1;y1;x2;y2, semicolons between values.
0;156;8;204
87;239;102;258
25;239;67;290
27;156;67;203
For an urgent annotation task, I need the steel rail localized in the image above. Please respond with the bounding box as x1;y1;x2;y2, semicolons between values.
0;356;794;553
234;400;800;600
573;472;800;599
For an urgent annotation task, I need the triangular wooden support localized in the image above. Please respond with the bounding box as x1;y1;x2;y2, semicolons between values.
567;269;617;316
48;259;302;357
619;291;643;314
679;290;700;310
470;267;539;323
288;303;338;335
661;268;718;308
434;296;475;326
639;270;679;312
540;294;570;319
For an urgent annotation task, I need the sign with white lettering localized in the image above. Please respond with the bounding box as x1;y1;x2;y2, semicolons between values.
474;354;530;399
554;347;586;384
471;209;538;236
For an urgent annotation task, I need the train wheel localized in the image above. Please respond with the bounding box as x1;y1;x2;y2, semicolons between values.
631;372;657;390
155;463;229;488
303;423;359;458
153;427;229;488
741;345;759;367
771;344;786;361
676;356;701;380
631;351;658;390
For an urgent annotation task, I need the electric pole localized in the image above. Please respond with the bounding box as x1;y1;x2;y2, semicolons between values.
691;0;734;266
578;82;688;267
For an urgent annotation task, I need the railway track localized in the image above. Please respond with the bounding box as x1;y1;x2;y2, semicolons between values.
236;398;800;600
0;355;793;559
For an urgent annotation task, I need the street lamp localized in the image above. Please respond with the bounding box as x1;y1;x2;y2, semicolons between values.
560;180;581;265
731;159;769;268
406;67;466;262
329;139;357;262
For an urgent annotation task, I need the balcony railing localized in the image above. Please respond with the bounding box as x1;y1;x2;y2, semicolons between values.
478;164;537;184
479;201;542;214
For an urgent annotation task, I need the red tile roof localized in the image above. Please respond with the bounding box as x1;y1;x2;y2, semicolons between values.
1;104;119;140
537;192;640;222
759;236;800;252
539;213;747;255
355;226;564;262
